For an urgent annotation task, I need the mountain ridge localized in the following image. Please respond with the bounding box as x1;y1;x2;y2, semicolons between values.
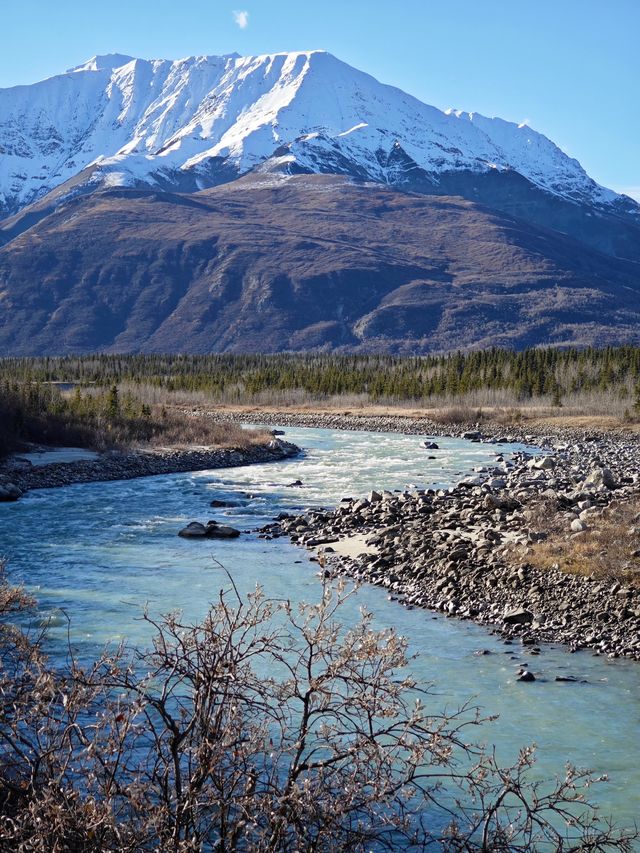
1;49;637;222
1;174;638;356
1;52;639;356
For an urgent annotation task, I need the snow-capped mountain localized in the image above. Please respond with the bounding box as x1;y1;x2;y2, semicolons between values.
0;50;634;218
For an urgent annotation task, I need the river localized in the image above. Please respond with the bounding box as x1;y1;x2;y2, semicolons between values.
1;425;638;829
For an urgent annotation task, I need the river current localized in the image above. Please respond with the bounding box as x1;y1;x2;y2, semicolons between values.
1;425;638;828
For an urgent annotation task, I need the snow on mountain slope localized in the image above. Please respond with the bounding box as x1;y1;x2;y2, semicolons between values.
0;50;632;217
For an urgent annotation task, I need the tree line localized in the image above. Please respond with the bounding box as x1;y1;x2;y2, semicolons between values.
0;380;155;458
1;346;640;403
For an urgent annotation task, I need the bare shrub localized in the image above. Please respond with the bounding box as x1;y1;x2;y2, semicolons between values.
491;407;525;426
145;409;270;449
429;406;481;425
0;566;637;850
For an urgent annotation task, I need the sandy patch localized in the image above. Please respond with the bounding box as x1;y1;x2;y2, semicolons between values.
17;448;100;466
320;533;378;559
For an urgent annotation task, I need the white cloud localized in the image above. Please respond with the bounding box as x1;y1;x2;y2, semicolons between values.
233;9;249;29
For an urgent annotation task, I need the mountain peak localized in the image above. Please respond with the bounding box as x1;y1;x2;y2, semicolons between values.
67;53;136;73
1;50;636;222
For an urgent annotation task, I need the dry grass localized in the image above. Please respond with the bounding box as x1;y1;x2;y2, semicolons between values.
428;405;525;426
114;379;640;434
147;411;271;450
193;400;640;434
520;496;640;586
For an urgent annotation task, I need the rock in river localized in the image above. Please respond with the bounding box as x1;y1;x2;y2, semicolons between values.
206;521;241;539
179;522;209;538
179;521;241;539
517;670;536;682
0;478;23;502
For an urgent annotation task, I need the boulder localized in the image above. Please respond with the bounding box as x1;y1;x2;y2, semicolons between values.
503;608;534;625
517;670;536;682
534;455;556;471
583;467;616;490
487;477;507;489
423;441;439;450
179;521;241;539
458;475;484;488
0;480;23;502
205;521;241;539
178;522;209;538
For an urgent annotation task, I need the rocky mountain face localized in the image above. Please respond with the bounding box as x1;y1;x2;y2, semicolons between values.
0;51;639;355
1;175;639;356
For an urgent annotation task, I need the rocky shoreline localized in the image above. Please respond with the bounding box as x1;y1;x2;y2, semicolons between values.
196;407;606;444
3;407;640;662
0;438;299;499
235;411;640;662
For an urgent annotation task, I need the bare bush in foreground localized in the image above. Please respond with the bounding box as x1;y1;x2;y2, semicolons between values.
0;567;637;851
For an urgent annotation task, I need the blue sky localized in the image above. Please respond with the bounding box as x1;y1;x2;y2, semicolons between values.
2;0;638;199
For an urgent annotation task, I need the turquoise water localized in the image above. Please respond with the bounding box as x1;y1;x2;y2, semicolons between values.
0;425;638;828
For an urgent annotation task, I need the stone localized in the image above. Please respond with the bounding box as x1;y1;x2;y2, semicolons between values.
459;475;484;488
533;456;556;471
517;670;536;682
583;467;616;490
503;608;534;625
0;480;22;501
179;520;241;539
570;518;588;533
487;477;507;490
206;522;241;539
178;521;208;538
423;441;439;450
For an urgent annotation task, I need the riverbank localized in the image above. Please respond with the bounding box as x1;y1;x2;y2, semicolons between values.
232;411;640;661
4;405;639;661
190;402;640;438
0;438;299;498
194;405;640;444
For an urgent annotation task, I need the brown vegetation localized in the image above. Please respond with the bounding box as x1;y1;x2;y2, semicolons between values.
517;497;640;587
0;382;269;459
142;410;270;450
0;565;636;850
428;405;525;427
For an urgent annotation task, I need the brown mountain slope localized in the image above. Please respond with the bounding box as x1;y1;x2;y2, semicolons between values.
0;174;638;355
